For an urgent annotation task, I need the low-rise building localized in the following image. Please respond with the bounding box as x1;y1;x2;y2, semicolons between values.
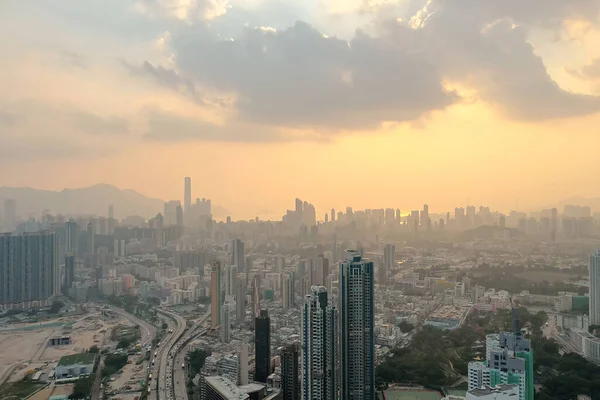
55;353;97;379
466;384;519;400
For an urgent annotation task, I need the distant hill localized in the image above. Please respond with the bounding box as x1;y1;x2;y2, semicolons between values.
454;225;527;242
0;184;163;219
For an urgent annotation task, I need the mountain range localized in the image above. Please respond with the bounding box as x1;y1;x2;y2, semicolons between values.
0;184;229;220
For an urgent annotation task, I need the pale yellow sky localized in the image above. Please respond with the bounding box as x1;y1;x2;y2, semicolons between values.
0;1;599;219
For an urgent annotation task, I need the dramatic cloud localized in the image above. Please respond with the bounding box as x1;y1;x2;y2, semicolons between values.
2;0;600;144
418;2;600;119
169;21;458;130
124;0;600;135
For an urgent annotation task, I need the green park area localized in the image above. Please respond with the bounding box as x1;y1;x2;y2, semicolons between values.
0;379;46;400
384;389;442;400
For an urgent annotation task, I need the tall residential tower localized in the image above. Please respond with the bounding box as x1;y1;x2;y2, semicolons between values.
302;286;339;400
590;250;600;326
0;232;59;309
254;309;271;383
339;250;375;400
211;262;222;328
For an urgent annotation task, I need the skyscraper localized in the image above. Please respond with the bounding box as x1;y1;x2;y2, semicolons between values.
184;177;191;213
221;303;231;343
86;222;94;254
211;262;222;328
302;286;339;400
339;250;375;400
64;254;75;295
108;205;114;219
254;309;271;383
239;343;249;385
231;239;245;272
282;274;294;310
381;244;395;284
590;250;600;325
225;265;238;296
0;231;59;308
251;275;260;319
281;342;300;400
3;199;16;232
236;280;246;324
65;220;78;255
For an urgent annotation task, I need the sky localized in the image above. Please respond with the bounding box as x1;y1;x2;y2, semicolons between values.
1;0;600;220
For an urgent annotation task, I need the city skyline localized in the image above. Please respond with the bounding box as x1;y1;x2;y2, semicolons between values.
1;2;600;221
2;181;600;222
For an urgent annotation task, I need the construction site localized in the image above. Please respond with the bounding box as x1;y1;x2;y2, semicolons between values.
0;310;142;400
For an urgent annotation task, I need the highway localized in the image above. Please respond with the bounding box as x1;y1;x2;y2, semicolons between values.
154;309;187;400
108;307;156;347
171;308;211;400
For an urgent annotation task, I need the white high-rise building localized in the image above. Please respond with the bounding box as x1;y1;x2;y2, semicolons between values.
339;250;375;400
302;286;338;400
589;250;600;325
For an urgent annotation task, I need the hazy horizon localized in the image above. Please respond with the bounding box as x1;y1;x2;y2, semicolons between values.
1;1;600;220
1;182;599;221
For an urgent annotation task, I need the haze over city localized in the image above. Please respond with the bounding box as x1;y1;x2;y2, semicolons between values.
1;1;600;219
2;2;600;400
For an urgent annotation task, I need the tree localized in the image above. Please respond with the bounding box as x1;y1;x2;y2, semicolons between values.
102;353;128;378
189;349;211;375
69;375;94;399
162;322;168;330
88;345;99;354
117;338;132;349
49;300;64;314
398;320;414;333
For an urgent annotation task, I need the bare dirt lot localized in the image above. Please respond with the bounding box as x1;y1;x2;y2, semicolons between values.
0;312;127;386
107;359;147;394
41;314;123;361
0;329;54;383
28;383;74;400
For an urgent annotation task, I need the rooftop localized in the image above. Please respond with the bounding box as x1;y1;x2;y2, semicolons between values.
467;384;518;397
204;376;249;400
57;352;97;366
